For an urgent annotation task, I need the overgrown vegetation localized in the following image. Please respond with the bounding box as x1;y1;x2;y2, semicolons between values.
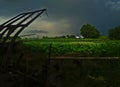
9;39;120;87
1;38;120;87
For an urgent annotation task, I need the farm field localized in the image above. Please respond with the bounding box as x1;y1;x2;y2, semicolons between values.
20;38;120;87
1;38;120;87
22;38;120;57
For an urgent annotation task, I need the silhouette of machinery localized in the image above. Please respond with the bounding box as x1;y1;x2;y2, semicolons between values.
0;9;46;55
0;9;49;87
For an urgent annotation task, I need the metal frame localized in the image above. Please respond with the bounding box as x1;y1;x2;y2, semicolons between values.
0;9;46;54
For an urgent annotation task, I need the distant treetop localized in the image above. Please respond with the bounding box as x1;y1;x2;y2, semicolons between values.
80;24;100;38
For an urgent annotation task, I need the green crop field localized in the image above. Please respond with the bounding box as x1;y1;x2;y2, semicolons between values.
22;38;120;57
1;38;120;87
20;38;120;87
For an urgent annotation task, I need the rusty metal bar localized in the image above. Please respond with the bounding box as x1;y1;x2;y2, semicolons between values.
10;9;46;45
0;8;47;57
0;14;21;27
0;9;46;43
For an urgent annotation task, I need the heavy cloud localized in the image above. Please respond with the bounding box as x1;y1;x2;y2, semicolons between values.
0;0;120;36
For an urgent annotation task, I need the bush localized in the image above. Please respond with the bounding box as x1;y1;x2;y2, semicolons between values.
108;26;120;40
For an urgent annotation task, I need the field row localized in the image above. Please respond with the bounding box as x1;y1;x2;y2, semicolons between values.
22;39;120;57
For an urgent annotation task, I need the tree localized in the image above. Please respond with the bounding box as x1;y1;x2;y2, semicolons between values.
80;24;100;38
108;26;120;40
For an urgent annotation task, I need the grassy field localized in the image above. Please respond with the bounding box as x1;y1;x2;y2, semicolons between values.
22;38;120;57
15;38;120;87
1;38;120;87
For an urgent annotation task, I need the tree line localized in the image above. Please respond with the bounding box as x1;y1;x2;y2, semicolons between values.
80;24;120;40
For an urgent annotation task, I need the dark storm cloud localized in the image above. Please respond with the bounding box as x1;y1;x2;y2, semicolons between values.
28;30;49;34
0;0;120;35
0;0;44;16
44;0;120;35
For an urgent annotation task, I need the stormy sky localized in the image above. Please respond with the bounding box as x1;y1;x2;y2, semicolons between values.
0;0;120;37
